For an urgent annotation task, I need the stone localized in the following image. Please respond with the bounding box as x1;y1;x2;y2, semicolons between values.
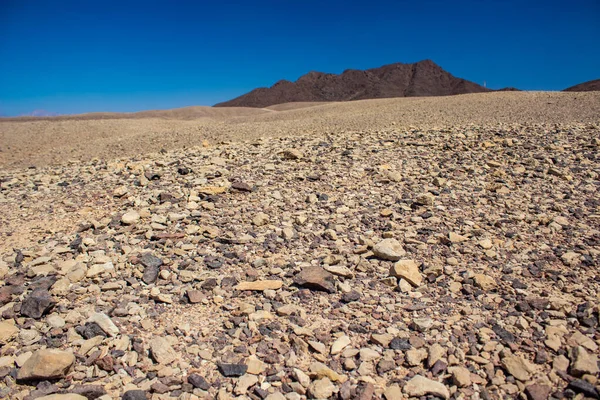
187;289;204;303
567;379;600;399
448;232;468;243
235;280;283;291
121;211;140;225
570;346;599;376
87;312;119;337
501;354;535;381
371;333;394;347
36;395;87;400
309;362;346;382
448;366;471;387
139;253;163;284
0;321;18;343
372;239;406;261
331;335;351;355
121;390;147;400
149;337;177;364
218;363;248;377
293;266;336;293
473;274;497;290
235;374;258;395
403;375;449;399
17;349;75;381
20;288;56;319
282;149;303;160
309;377;336;399
524;384;552;400
187;374;211;390
389;259;422;286
252;212;270;226
246;355;266;375
383;384;402;400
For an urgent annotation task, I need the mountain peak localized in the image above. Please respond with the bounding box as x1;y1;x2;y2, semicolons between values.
215;60;490;108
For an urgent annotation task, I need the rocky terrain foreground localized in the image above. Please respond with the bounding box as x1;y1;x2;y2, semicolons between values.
0;94;599;400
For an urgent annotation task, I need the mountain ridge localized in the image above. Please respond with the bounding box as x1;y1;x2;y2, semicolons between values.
214;60;492;107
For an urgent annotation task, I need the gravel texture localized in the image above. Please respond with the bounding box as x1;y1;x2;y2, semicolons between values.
0;92;599;400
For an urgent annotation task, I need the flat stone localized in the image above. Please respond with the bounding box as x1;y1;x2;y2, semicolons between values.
473;274;497;290
293;266;336;293
20;288;56;319
390;259;422;286
331;335;351;355
218;362;248;377
187;373;210;390
501;354;535;381
524;384;552;400
448;366;471;387
570;346;599;376
235;280;283;291
309;377;336;399
403;375;449;399
384;384;402;400
372;239;406;261
235;374;259;395
0;321;19;343
87;312;119;337
121;211;140;225
309;361;346;383
36;395;87;400
149;337;177;364
121;390;148;400
17;349;75;381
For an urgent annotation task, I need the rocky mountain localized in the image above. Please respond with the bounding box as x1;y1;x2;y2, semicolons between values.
214;60;490;107
563;79;600;92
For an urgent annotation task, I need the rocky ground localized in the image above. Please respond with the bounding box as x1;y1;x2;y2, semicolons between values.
0;94;599;400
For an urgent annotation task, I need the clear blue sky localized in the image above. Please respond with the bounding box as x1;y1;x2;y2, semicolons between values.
1;0;598;116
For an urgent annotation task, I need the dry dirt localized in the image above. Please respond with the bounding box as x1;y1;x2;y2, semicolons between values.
0;92;599;400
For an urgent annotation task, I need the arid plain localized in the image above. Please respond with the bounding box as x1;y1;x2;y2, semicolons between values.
0;92;599;400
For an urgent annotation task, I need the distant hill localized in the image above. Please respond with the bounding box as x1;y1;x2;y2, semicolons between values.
214;60;491;108
563;79;600;92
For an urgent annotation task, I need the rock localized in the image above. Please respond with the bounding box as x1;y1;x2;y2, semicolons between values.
448;366;471;387
121;390;148;400
187;373;211;390
139;253;163;284
570;346;599;376
383;384;402;400
149;337;177;364
186;289;204;303
121;211;140;225
403;375;449;399
246;355;266;375
235;280;283;291
501;354;535;381
17;349;75;381
36;395;87;400
20;288;56;319
309;377;336;399
218;363;248;377
372;239;406;261
414;193;435;206
331;335;351;355
293;266;336;293
371;333;394;348
252;212;270;226
567;379;600;399
448;232;468;243
309;362;346;382
389;259;422;286
282;149;303;160
410;317;433;332
0;321;19;343
524;384;552;400
87;312;119;337
235;374;258;395
473;274;497;290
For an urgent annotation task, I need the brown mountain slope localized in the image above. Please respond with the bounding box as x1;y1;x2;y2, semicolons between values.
214;60;490;107
563;79;600;92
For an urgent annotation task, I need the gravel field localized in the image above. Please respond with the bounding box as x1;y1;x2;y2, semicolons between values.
0;92;599;400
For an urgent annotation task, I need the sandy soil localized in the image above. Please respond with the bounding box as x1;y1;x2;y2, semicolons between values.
1;92;599;169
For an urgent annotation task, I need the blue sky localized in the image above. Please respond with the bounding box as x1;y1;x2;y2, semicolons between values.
1;0;598;116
